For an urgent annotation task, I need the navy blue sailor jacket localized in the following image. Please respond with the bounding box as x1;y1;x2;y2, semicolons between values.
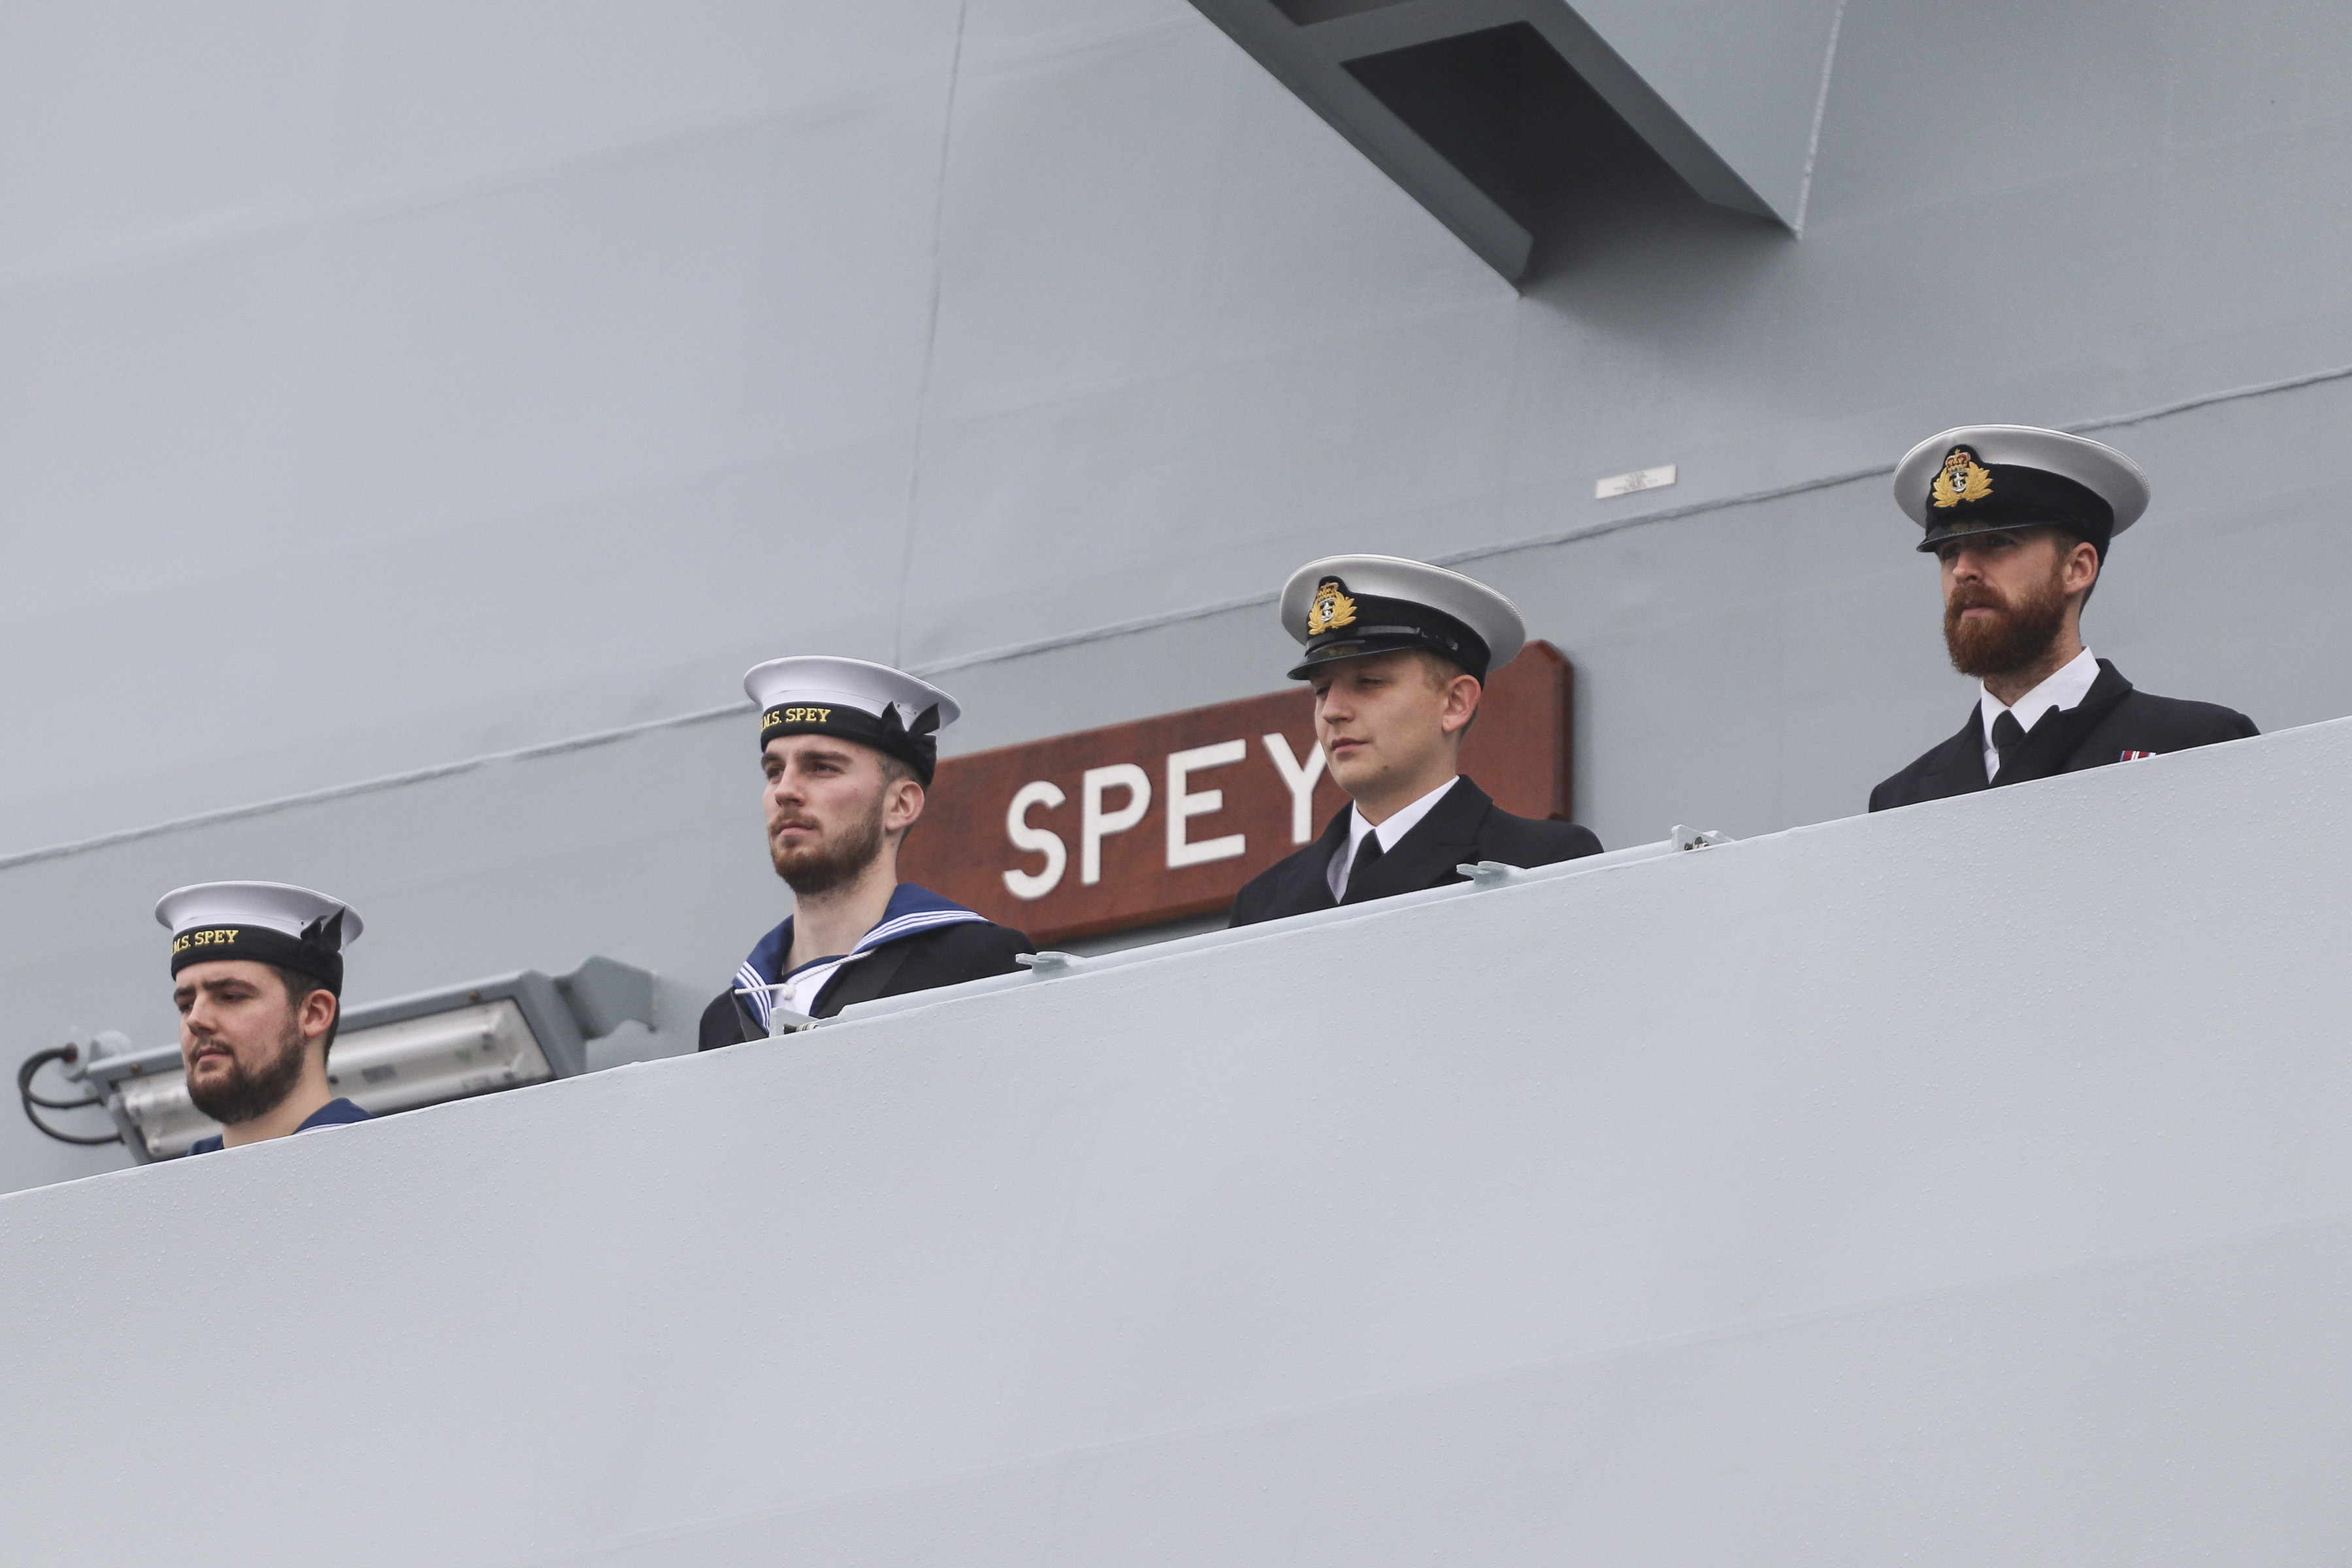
697;883;1031;1049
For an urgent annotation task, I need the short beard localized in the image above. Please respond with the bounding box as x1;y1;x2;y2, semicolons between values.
1944;560;2069;678
770;795;887;898
188;1013;310;1126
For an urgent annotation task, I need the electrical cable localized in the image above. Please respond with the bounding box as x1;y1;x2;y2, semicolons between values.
22;1059;101;1109
16;1045;122;1147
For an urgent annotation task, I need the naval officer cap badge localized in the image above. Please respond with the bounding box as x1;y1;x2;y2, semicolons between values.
1930;446;1995;509
1892;425;2150;557
1304;579;1356;638
742;655;961;785
1276;555;1526;682
155;881;363;992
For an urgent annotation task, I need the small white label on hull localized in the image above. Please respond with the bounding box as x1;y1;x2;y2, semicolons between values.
1595;464;1676;499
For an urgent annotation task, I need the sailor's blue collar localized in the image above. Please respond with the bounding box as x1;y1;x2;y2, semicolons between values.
184;1096;371;1156
734;883;988;1028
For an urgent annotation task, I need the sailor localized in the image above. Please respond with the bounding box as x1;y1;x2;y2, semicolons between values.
1870;426;2257;811
1229;555;1602;926
698;657;1032;1047
159;881;372;1154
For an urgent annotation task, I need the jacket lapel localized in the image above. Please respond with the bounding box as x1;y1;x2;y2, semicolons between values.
1995;661;2135;785
1281;807;1349;914
1914;706;1991;798
1347;778;1488;903
813;941;915;1018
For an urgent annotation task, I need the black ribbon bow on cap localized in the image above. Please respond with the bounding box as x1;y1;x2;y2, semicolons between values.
876;702;941;743
298;907;346;954
875;701;943;783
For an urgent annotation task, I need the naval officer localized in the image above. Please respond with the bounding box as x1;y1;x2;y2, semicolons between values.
1870;426;2257;811
160;881;372;1154
699;657;1032;1047
1228;556;1602;926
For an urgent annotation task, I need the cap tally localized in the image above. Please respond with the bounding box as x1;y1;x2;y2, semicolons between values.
155;881;362;992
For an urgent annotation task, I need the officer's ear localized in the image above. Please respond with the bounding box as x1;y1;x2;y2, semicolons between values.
2061;536;2101;606
1435;666;1482;741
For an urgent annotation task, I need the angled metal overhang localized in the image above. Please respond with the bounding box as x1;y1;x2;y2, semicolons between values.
1191;0;1840;280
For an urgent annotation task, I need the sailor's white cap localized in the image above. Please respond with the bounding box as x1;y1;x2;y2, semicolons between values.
154;881;361;988
1278;555;1526;680
1893;425;2150;552
742;656;960;783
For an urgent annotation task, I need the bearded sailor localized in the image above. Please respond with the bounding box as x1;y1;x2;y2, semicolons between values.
698;657;1032;1047
159;881;372;1154
1228;555;1602;926
1869;425;2257;811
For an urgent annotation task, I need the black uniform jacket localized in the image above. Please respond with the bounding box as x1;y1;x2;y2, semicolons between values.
1228;776;1603;927
1869;659;2257;812
698;920;1033;1049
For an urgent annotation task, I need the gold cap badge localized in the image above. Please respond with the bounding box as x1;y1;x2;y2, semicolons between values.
1305;578;1357;638
1929;446;1995;509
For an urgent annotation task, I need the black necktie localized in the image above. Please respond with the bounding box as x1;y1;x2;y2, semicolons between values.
1343;831;1384;901
1990;709;2026;777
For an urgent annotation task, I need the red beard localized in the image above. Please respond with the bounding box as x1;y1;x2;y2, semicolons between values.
1944;565;2067;678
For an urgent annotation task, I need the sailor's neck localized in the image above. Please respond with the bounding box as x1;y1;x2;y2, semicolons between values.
220;1072;334;1148
787;857;900;969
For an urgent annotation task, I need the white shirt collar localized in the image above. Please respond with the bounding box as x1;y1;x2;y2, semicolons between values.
1328;776;1460;899
1980;646;2100;777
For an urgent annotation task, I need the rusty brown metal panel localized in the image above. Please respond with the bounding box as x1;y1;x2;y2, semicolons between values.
900;644;1573;943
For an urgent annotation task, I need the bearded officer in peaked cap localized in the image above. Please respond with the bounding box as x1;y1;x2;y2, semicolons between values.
159;881;372;1154
1228;556;1602;926
1870;426;2257;811
699;657;1032;1047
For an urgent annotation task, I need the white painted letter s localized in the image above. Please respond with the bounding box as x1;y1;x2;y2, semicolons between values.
1003;780;1068;900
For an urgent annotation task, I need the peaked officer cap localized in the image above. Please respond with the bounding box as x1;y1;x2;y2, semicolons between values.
1893;425;2150;557
1279;555;1525;682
